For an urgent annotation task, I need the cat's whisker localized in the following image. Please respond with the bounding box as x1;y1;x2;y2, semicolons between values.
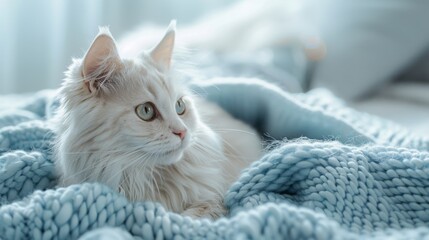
60;148;136;154
187;86;207;98
103;153;144;188
152;166;164;197
61;167;95;184
60;153;107;179
192;143;229;159
187;90;205;99
193;139;243;159
149;161;162;198
206;128;259;136
61;147;144;184
122;153;153;174
116;154;155;200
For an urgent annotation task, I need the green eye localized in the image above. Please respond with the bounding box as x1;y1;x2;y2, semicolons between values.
175;97;186;115
135;102;156;121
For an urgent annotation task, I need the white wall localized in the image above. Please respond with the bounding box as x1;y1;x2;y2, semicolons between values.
0;0;232;94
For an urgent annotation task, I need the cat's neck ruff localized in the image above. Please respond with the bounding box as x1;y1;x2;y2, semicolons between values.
119;122;227;213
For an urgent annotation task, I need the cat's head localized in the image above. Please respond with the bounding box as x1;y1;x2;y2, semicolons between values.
61;21;198;166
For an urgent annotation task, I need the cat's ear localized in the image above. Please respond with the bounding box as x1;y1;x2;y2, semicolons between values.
82;27;121;93
150;20;176;68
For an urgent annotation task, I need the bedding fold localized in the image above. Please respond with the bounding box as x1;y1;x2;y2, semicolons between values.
0;79;428;239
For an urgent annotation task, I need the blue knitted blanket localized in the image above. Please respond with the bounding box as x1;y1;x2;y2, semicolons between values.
0;79;428;240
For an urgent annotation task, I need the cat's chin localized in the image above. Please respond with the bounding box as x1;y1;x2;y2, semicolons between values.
156;137;190;165
157;151;184;165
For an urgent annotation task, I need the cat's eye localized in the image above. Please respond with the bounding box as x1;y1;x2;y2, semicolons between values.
135;102;156;121
175;97;186;115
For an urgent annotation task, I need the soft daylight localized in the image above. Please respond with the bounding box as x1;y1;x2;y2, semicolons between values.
0;1;429;239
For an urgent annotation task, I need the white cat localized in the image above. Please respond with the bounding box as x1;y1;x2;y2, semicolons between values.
54;21;262;219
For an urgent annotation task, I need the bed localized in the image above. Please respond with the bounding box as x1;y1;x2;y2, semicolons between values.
1;1;429;239
0;77;428;239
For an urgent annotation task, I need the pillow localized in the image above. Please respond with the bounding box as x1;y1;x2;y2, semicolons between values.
309;1;429;100
396;47;429;82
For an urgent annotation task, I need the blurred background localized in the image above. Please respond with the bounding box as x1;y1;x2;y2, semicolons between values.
1;0;428;133
0;0;231;93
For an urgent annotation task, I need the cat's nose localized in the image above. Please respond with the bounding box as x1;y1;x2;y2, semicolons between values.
173;129;186;140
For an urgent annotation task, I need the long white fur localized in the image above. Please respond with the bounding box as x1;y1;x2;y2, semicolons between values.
54;22;262;219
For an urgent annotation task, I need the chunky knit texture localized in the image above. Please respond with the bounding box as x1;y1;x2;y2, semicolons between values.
0;80;428;240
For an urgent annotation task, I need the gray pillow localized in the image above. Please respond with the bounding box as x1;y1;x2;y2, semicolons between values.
309;1;429;100
396;47;429;82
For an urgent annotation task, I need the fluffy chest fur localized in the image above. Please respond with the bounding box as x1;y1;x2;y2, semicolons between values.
121;122;227;214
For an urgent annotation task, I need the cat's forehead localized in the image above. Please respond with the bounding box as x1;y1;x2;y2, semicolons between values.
120;59;181;102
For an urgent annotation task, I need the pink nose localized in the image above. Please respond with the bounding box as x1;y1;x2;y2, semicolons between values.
173;130;186;140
